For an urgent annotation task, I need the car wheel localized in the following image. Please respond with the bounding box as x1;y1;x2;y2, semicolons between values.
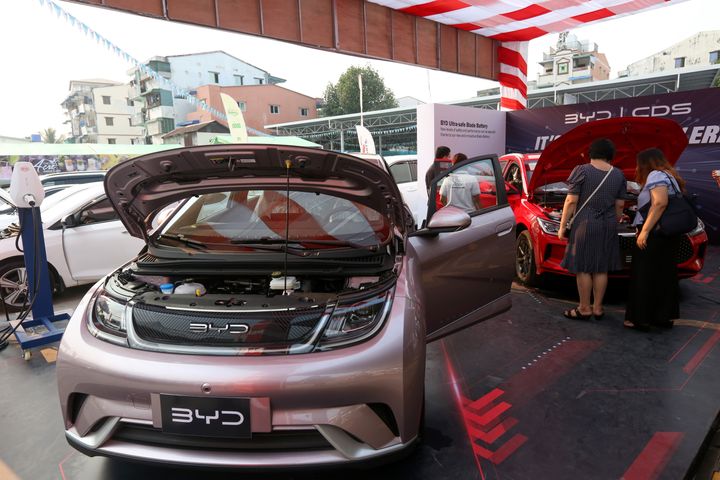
0;260;58;312
515;230;540;287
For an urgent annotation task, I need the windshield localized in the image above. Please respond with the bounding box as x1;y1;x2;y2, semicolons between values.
157;189;391;251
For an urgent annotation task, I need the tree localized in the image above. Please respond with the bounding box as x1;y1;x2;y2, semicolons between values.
322;66;398;117
41;128;65;144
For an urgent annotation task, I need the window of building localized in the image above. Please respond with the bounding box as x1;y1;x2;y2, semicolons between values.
102;95;111;105
675;57;686;68
270;105;280;114
299;107;309;117
255;77;264;85
557;62;569;75
210;71;220;83
710;50;720;64
234;75;244;86
237;101;247;112
573;57;589;69
105;116;114;126
107;138;116;144
128;118;133;126
127;99;134;107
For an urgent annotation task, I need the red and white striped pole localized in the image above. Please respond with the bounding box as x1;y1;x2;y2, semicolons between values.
498;41;529;111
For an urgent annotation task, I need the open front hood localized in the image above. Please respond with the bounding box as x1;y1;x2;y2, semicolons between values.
528;117;688;196
105;144;406;239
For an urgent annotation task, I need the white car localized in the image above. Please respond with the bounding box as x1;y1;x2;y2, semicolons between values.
351;154;425;228
0;183;144;310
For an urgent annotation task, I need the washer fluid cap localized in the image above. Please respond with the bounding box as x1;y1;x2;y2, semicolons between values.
159;283;174;294
269;276;300;291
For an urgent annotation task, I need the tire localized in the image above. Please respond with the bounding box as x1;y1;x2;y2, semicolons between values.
515;230;541;287
0;260;58;312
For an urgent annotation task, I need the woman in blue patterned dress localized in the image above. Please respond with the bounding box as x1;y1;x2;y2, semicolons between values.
558;138;627;320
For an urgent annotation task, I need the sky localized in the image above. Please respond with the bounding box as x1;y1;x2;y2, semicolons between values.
0;0;718;139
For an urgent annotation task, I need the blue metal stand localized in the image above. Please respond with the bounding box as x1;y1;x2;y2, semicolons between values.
13;208;70;356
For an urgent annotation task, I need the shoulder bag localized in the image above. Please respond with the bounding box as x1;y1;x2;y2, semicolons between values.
638;171;697;236
564;167;614;236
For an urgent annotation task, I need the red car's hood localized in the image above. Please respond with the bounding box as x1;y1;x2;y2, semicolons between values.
527;117;688;196
104;144;406;239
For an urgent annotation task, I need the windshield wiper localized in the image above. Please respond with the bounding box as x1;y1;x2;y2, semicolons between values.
230;237;380;251
155;233;207;250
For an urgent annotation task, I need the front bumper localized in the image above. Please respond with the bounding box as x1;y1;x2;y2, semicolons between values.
532;224;708;278
57;283;424;468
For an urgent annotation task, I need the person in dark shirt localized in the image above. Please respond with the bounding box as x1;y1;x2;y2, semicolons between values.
425;146;452;193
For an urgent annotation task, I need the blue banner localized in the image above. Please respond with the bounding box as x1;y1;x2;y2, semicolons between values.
506;88;720;243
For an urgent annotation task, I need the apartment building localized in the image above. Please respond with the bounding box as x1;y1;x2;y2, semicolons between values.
61;79;143;144
620;31;720;77
536;33;610;89
128;51;285;144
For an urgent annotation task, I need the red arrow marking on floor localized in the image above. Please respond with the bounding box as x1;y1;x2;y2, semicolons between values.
466;388;505;411
683;329;720;374
621;432;684;480
465;401;512;427
473;433;529;464
468;417;519;444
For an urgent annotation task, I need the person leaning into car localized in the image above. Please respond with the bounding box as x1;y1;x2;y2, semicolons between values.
425;145;452;194
624;148;685;330
557;138;627;321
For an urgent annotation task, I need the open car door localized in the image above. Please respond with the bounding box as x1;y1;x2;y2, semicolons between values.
407;155;516;342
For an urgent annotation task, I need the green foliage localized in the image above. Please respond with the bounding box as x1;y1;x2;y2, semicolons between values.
41;128;66;144
322;66;398;117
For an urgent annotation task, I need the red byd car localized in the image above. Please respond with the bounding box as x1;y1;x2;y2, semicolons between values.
500;117;708;286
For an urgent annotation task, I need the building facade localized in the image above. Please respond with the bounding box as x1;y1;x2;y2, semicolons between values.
621;31;720;77
61;79;143;144
128;51;285;144
536;33;610;89
186;84;317;134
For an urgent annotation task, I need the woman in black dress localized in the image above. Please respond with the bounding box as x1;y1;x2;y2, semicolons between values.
624;148;685;329
558;138;627;320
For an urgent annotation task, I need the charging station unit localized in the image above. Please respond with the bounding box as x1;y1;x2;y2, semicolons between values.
7;162;69;360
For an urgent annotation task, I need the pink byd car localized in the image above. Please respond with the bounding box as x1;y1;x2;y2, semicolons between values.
57;145;515;468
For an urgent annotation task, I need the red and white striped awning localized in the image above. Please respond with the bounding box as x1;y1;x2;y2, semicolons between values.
367;0;690;109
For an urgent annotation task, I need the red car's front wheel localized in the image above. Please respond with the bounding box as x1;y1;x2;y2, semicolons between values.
515;230;540;286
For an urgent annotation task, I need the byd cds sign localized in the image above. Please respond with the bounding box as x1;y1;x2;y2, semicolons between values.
506;88;720;243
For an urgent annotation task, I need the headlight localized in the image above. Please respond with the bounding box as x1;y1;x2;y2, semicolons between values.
688;219;705;237
88;291;128;346
537;217;561;235
317;290;392;349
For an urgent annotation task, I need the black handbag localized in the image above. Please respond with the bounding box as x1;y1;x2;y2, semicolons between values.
638;172;697;236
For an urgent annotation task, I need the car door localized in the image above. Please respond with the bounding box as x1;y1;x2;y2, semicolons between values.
406;155;516;341
61;197;144;282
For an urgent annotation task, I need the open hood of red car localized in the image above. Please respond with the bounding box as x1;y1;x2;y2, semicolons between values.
105;144;406;239
527;117;688;196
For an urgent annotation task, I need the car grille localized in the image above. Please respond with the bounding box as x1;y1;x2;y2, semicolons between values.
112;423;332;451
132;303;325;347
676;236;693;263
617;234;694;266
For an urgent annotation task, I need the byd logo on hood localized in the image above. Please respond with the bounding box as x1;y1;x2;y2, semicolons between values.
189;322;249;334
564;103;692;125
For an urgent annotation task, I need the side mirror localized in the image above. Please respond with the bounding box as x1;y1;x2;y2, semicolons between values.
80;207;116;224
61;214;78;228
427;206;471;231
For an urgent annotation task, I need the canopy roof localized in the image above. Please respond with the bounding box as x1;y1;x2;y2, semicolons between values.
209;135;323;148
369;0;690;41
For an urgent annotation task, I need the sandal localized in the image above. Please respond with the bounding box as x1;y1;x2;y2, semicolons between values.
593;310;605;320
563;307;592;320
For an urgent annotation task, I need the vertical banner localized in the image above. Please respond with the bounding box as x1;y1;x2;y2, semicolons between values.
356;125;376;154
416;103;507;219
220;93;248;143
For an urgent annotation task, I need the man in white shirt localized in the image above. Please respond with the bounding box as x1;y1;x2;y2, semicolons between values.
439;168;481;212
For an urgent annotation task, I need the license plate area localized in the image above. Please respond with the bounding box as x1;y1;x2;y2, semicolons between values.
160;395;251;438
